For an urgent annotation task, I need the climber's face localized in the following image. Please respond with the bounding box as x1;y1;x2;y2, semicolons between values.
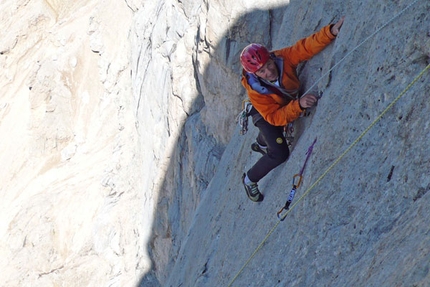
255;59;279;82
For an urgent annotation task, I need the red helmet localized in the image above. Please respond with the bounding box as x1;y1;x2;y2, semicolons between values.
240;43;270;73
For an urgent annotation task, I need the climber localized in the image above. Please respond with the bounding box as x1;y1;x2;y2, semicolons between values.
240;17;345;202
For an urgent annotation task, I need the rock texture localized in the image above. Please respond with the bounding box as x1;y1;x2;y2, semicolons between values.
1;0;429;286
1;0;145;286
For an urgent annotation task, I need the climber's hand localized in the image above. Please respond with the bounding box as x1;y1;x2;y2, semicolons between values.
299;94;318;109
331;16;345;36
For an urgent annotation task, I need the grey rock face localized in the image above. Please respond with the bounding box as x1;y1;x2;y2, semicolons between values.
1;0;429;286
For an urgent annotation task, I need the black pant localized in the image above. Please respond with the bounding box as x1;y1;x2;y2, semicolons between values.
247;118;290;182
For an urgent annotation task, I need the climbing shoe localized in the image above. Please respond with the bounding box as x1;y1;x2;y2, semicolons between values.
251;142;267;156
242;173;264;202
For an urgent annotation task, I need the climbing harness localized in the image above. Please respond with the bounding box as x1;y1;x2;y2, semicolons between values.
238;100;296;145
237;101;253;135
277;137;317;220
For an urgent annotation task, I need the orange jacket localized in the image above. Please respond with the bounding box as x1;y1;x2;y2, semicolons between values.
241;24;336;126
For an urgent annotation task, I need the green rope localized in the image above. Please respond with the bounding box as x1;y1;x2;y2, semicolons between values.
227;63;430;287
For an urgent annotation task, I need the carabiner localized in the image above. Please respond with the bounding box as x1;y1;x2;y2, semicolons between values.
277;186;297;221
277;206;288;221
292;174;303;188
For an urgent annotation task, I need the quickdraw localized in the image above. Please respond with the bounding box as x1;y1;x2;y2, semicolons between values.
277;137;317;220
237;101;253;135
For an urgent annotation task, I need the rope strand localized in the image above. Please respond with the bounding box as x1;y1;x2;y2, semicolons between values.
302;0;420;97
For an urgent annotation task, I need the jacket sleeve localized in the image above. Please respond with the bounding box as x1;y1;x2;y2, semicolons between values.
277;24;335;66
245;85;304;126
